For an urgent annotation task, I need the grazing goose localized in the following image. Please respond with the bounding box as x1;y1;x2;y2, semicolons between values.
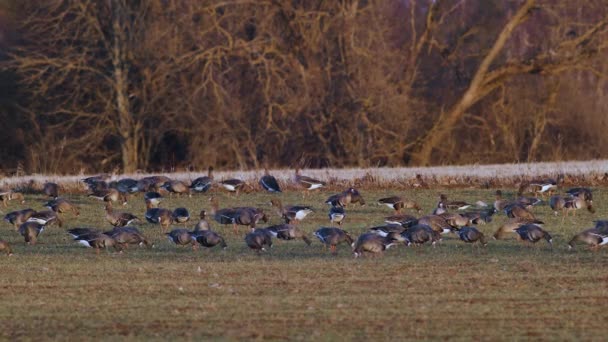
516;196;542;208
68;228;121;254
105;203;140;227
437;194;471;210
457;227;487;246
190;167;214;193
566;187;593;201
88;188;126;205
270;199;313;224
43;182;59;199
27;210;62;227
144;191;162;208
412;174;429;189
4;208;36;229
461;208;495;225
259;168;281;193
369;224;407;237
0;239;13;256
549;195;567;216
352;232;398;257
568;228;608;250
111;178;139;195
209;197;266;234
82;174;111;187
378;196;421;213
0;191;25;207
493;218;544;240
44;198;80;217
294;169;325;193
18;222;45;245
145;207;173;232
219;178;250;195
106;227;152;249
166;227;197;249
519;175;562;198
314;227;354;254
244;228;273;254
161;180;191;197
504;203;536;221
438;212;470;228
190;217;227;250
172;207;190;226
263;224;312;246
138;176;171;192
328;206;346;226
417;215;453;234
564;194;595;216
384;214;418;228
401;224;442;247
325;188;365;207
514;224;552;247
194;210;211;231
493;190;510;212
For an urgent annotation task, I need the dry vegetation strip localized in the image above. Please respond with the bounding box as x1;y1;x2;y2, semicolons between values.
1;188;608;340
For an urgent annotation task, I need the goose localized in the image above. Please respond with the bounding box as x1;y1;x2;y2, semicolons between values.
437;212;470;228
4;208;36;229
160;180;191;197
378;196;421;213
566;187;592;201
105;227;152;249
325;188;365;207
82;174;111;186
0;191;25;207
172;207;190;226
0;239;12;256
528;176;561;197
111;178;139;195
417;215;453;234
493;218;544;240
313;227;354;254
27;210;62;227
190;166;214;193
219;178;249;195
43;182;59;199
437;194;471;210
564;194;595;216
401;224;442;247
145;207;173;232
190;217;227;250
514;224;552;247
516;196;542;208
549;195;567;216
504;203;536;221
137;176;171;192
144;191;162;208
166;227;197;249
88;188;126;205
294;169;325;193
568;228;608;250
209;197;266;234
68;228;121;254
352;232;398;257
594;220;608;234
461;208;495;225
259;168;281;193
328;206;345;226
263;224;311;246
457;227;487;246
194;210;211;231
493;190;511;212
105;203;140;227
412;174;429;189
44;198;80;217
270;199;313;224
369;224;406;237
18;222;45;245
244;228;273;254
384;214;418;228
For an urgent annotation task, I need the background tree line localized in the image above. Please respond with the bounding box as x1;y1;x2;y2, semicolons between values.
0;0;607;174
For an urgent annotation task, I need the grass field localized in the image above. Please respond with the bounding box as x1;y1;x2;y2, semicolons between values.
1;186;608;340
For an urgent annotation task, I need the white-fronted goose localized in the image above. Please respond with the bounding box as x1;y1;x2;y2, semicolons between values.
384;214;418;228
457;227;487;246
219;178;250;195
68;228;121;254
166;228;197;249
105;203;140;227
263;224;311;246
564;194;595;216
314;227;353;254
417;215;453;234
18;222;45;245
104;227;152;249
0;191;25;207
437;194;471;210
137;176;171;193
44;198;80;217
194;210;211;231
0;239;13;256
461;209;495;225
369;224;407;237
4;208;36;229
270;199;313;224
244;228;273;254
294;169;325;193
111;178;139;194
259;168;281;193
145;207;173;232
352;232;398;257
172;207;190;226
144;191;162;208
519;175;562;198
566;187;593;201
27;210;62;227
493;218;544;240
438;212;470;228
43;182;59;199
161;180;191;198
190;167;214;193
209;197;266;234
401;224;442;247
516;196;542;208
514;224;552;247
328;206;345;226
493;190;510;212
190;216;227;250
568;227;608;250
504;203;536;221
88;188;126;205
325;188;365;207
378;196;421;213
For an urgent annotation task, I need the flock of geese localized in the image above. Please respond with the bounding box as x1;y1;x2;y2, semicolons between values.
0;168;607;257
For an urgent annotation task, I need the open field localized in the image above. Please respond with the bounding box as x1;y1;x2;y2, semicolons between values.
2;184;608;340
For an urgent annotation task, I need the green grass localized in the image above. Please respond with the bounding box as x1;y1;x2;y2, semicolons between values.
2;187;608;340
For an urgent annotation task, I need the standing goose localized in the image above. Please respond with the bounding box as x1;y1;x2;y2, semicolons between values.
194;210;211;231
166;227;197;249
0;191;25;207
493;190;511;212
438;212;471;228
145;207;173;232
88;188;126;205
270;199;313;224
352;232;398;258
160;180;191;198
4;208;36;229
18;222;45;245
244;228;273;254
504;203;537;221
417;215;453;234
493;218;544;240
437;194;471;211
209;197;265;234
328;206;346;226
44;198;80;217
564;194;595;216
325;188;365;207
190;216;227;250
313;227;354;254
172;207;190;226
105;203;140;227
516;196;542;208
378;196;421;214
0;239;13;256
568;228;608;250
514;224;552;247
105;227;152;249
68;228;121;254
219;178;250;195
294;169;325;194
401;224;442;247
43;182;59;199
27;210;62;227
138;176;171;193
259;168;281;193
566;187;593;201
263;224;312;246
190;167;214;193
457;227;487;246
462;208;495;225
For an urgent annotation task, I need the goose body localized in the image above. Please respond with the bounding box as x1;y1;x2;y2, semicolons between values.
106;227;152;248
328;206;346;226
352;232;397;257
378;196;421;213
294;169;325;191
4;208;36;229
369;224;406;237
88;188;125;205
18;222;45;245
219;178;247;193
418;215;453;234
245;229;273;253
43;182;59;199
259;169;281;193
325;188;365;207
437;194;471;210
144;192;162;208
0;191;25;207
313;227;353;254
504;203;536;220
192;230;227;249
111;178;140;194
145;208;173;232
166;228;196;246
384;214;418;228
493;218;543;240
105;204;139;227
45;198;80;217
172;207;190;225
27;210;62;227
270;199;313;224
263;224;311;245
190;167;214;193
161;180;191;197
68;228;120;253
514;224;552;246
402;224;442;246
568;228;608;250
457;227;487;245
